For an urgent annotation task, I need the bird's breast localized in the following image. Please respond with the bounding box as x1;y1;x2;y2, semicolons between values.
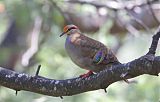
65;36;90;68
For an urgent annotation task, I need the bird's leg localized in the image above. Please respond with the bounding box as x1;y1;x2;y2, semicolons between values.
79;70;94;78
93;49;106;64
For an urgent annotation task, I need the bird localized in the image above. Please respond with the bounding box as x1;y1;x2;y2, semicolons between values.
60;24;120;78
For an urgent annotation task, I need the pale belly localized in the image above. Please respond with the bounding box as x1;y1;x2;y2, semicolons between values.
65;39;86;68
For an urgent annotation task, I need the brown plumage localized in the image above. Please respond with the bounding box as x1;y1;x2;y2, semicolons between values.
60;24;120;77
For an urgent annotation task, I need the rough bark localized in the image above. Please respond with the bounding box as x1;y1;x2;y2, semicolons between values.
0;55;159;97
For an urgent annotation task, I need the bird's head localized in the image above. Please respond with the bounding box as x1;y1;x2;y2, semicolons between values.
60;24;79;37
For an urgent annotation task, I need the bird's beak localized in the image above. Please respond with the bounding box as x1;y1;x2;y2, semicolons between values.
60;32;65;37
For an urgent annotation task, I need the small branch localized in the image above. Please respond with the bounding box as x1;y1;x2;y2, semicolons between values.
15;90;18;96
35;65;41;76
147;25;160;55
60;96;63;99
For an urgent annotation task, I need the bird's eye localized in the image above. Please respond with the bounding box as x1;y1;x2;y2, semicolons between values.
68;26;78;31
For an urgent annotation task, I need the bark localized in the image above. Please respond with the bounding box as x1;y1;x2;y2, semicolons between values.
0;54;159;97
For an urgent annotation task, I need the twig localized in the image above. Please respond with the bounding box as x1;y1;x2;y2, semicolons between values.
35;65;41;76
15;90;18;96
104;88;107;93
60;96;63;99
147;25;160;55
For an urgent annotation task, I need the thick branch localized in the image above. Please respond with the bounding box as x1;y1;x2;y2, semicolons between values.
0;55;159;97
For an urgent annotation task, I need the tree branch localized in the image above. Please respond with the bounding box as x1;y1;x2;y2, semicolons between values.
0;26;160;97
0;55;159;97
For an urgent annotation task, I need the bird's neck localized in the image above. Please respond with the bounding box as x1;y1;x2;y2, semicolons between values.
67;30;81;43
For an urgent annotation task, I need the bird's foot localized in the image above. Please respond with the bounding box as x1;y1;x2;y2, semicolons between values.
79;71;94;78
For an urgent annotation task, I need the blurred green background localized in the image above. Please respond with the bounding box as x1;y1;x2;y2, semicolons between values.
0;0;159;102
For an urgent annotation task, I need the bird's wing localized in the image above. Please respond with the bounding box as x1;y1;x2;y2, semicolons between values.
79;34;119;64
79;34;106;50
